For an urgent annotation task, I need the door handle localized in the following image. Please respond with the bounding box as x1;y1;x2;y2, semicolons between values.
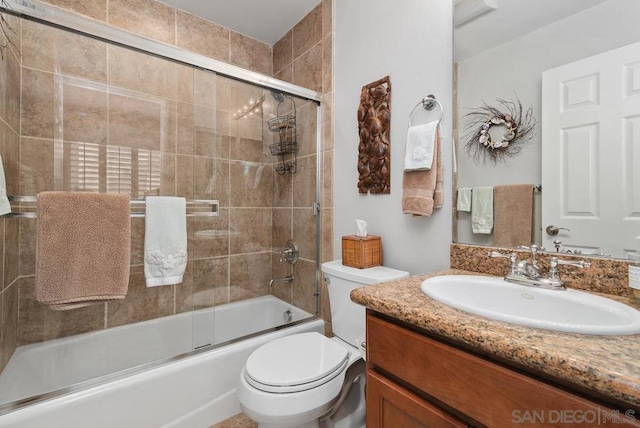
546;225;570;236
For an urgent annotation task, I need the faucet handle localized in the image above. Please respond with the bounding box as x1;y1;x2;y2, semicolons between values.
488;251;518;275
552;257;591;269
548;257;591;281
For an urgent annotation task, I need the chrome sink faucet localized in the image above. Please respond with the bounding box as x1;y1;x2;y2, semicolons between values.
488;245;590;290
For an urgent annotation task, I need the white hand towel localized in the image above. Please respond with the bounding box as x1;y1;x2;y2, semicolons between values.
471;186;494;234
403;120;438;171
144;196;187;287
457;187;472;212
0;156;11;216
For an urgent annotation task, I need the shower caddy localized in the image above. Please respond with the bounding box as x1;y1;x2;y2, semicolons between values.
268;94;297;174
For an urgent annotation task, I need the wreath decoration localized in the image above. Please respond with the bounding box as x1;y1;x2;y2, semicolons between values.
462;97;536;165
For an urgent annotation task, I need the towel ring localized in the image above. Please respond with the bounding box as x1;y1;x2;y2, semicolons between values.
408;95;443;127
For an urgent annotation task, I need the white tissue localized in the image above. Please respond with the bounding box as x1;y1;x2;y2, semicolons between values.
356;219;367;237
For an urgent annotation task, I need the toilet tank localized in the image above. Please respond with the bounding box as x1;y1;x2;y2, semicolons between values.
321;260;409;348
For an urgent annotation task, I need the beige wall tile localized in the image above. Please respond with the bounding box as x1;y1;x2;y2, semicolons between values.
293;154;317;208
20;137;55;195
321;209;333;263
62;82;108;145
229;161;273;207
272;208;292;247
322;150;333;208
273;30;292;75
40;0;107;22
292;258;317;315
108;0;176;45
3;128;19;196
176;154;194;199
293;4;322;59
293;43;322;93
21;21;108;83
193;157;229;205
193;209;230;259
17;277;106;346
229;253;271;302
229;208;272;254
4;219;19;290
230;138;264;163
293;208;317;260
108;94;164;151
106;270;174;328
177;65;195;105
1;282;18;370
109;46;177;99
176;11;230;63
21;69;54;139
4;48;20;134
322;92;334;151
174;261;194;314
274;65;293;85
192;257;229;308
322;35;333;93
322;0;332;38
161;153;176;196
19;219;36;277
177;102;195;155
272;168;292;208
295;100;318;157
194;69;217;109
230;32;272;76
193;105;216;157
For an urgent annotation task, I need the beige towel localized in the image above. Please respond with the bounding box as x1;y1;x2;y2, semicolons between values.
35;192;131;310
402;125;443;216
493;184;534;247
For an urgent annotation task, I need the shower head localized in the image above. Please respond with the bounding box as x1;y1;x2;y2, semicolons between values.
270;91;285;103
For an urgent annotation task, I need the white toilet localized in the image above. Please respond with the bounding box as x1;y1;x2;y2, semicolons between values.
237;260;409;428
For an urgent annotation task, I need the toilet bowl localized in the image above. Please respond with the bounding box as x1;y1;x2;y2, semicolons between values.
237;260;409;428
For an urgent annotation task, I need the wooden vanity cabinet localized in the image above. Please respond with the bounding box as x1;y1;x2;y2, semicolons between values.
366;311;640;428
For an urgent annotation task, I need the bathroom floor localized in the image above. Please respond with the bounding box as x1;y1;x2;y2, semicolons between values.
210;413;257;428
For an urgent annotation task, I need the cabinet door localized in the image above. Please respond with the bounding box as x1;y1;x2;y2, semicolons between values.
366;369;468;428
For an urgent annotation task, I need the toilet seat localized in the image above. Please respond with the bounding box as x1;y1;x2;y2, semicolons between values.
244;332;350;394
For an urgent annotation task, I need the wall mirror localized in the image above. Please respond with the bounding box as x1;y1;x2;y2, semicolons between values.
453;0;640;260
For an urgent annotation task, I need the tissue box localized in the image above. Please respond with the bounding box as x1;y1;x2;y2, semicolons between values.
342;235;382;269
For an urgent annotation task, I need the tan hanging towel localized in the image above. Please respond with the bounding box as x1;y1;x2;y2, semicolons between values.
35;192;131;310
493;184;534;248
402;125;443;216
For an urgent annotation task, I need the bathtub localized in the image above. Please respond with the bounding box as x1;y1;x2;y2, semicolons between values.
0;295;323;428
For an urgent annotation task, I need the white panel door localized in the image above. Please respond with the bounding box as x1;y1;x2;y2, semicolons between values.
542;41;640;258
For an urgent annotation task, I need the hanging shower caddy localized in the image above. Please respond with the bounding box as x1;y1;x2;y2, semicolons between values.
268;93;297;174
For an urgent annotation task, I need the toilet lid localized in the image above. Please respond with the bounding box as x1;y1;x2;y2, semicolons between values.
245;332;349;393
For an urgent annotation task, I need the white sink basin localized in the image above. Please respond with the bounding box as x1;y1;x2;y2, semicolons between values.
421;275;640;335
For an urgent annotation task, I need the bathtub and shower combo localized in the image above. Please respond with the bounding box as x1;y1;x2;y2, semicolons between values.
0;1;324;426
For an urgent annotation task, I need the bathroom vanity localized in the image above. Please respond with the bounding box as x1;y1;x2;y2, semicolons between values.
352;269;640;427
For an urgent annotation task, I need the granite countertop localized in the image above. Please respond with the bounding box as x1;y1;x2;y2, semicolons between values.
350;268;640;410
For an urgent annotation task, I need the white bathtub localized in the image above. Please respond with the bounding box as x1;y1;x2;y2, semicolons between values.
0;295;323;428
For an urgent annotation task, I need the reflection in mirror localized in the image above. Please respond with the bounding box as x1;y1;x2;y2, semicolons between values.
453;0;640;259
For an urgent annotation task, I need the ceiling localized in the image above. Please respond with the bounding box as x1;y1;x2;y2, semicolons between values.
159;0;321;46
454;0;607;61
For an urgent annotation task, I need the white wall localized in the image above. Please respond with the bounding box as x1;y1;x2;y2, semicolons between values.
334;0;453;275
456;0;640;246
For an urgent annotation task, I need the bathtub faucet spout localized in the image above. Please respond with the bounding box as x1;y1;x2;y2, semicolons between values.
269;275;294;289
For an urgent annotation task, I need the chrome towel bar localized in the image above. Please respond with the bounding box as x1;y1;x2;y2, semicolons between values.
2;196;219;218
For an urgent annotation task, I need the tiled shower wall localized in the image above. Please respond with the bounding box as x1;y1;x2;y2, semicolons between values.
0;0;334;374
271;0;335;334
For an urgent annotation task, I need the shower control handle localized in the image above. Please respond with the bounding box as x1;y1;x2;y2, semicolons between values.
279;239;299;265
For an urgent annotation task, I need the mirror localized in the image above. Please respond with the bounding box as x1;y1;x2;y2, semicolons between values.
453;0;640;259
